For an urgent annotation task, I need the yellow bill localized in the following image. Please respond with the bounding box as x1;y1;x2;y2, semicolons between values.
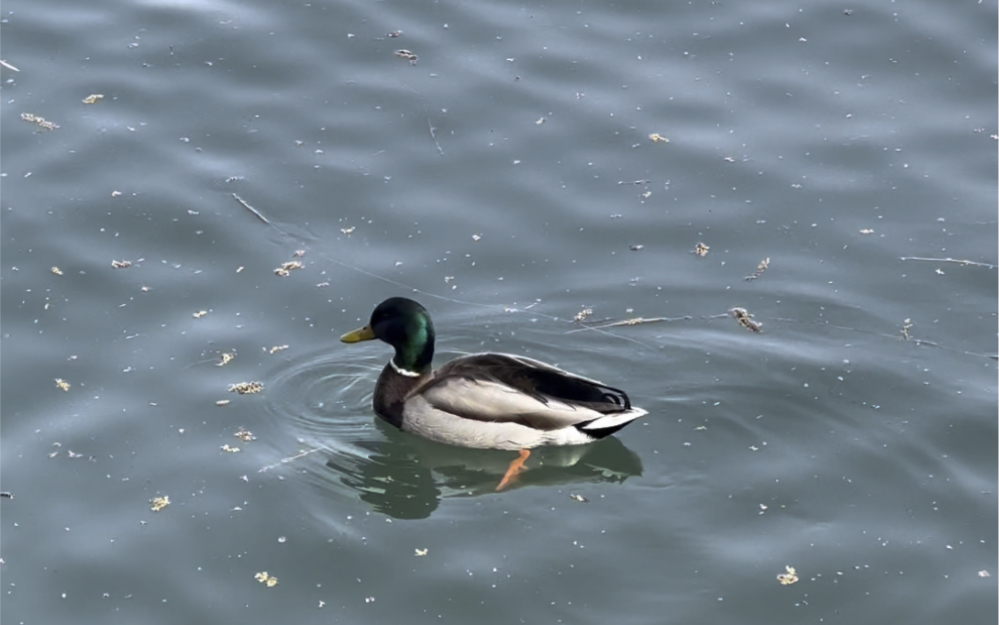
340;325;376;343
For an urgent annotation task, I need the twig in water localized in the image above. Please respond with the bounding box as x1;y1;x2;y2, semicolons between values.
0;60;20;72
232;193;271;225
258;446;327;472
566;315;692;333
900;256;996;269
427;117;444;156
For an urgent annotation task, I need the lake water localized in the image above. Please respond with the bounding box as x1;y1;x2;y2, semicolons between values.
2;0;996;623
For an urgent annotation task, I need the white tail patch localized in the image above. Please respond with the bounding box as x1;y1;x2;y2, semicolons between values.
579;409;648;431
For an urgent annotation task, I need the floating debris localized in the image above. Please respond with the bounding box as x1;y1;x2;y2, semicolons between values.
426;115;444;156
217;352;236;367
777;565;798;585
235;427;256;442
268;345;290;354
150;495;171;512
387;30;403;38
258;446;323;472
573;308;593;322
978;570;991;578
899;256;996;269
216;399;230;406
729;307;762;333
193;310;208;319
274;260;303;277
567;314;691;331
640;190;652;198
414;548;428;556
111;259;132;269
232;193;271;225
340;226;355;235
82;94;104;104
629;244;644;251
569;493;589;503
51;266;64;276
220;444;241;453
229;381;263;395
0;59;20;72
54;378;71;392
649;133;669;144
471;233;482;242
900;318;912;341
21;112;59;130
394;49;418;64
254;571;279;587
745;257;770;281
693;242;710;257
0;492;12;499
859;228;875;234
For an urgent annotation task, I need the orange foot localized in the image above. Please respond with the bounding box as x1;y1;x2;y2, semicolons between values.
496;449;531;491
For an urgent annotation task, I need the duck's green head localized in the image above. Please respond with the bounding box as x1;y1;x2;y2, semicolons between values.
341;297;435;374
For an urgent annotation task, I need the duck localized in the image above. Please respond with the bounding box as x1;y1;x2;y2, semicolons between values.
340;297;647;489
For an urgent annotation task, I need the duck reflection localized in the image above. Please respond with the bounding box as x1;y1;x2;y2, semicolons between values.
323;421;642;519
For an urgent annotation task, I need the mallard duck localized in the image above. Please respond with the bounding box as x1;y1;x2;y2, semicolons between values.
341;298;647;488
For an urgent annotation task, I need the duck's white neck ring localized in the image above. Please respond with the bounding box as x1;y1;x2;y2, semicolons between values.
390;359;421;377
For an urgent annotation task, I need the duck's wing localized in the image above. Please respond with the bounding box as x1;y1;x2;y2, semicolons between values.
413;353;642;431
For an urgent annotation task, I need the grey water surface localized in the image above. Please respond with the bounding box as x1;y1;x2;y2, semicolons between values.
1;0;996;624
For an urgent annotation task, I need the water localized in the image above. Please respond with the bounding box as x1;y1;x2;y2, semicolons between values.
2;0;996;623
